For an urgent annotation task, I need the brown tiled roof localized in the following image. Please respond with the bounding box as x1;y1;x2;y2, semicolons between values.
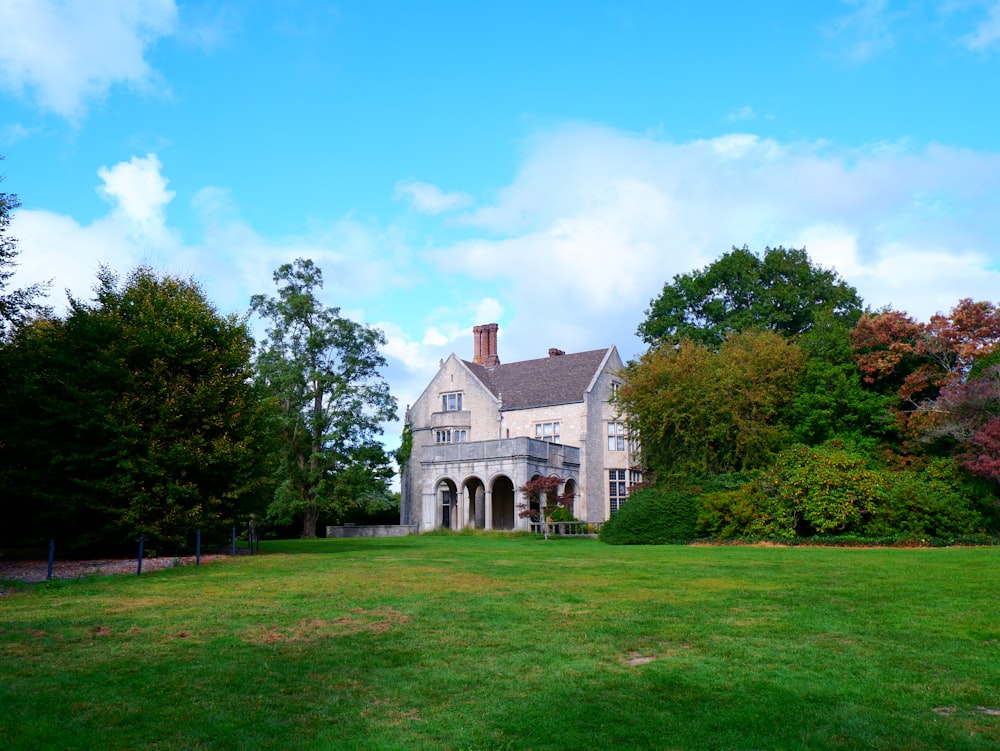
464;348;609;410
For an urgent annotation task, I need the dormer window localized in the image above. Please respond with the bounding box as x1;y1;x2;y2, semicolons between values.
442;392;463;411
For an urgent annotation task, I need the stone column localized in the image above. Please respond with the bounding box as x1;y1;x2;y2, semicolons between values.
484;488;493;530
475;485;485;529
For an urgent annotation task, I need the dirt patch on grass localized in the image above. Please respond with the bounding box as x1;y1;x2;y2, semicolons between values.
623;653;656;666
240;607;411;644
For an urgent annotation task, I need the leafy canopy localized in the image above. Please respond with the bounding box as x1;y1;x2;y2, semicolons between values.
252;259;397;537
638;245;863;347
0;266;270;551
618;328;806;481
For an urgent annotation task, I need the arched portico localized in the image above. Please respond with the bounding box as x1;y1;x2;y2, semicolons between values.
462;476;487;529
490;475;516;530
435;477;458;530
563;478;579;518
411;437;581;532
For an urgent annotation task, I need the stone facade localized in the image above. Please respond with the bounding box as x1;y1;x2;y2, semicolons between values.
400;325;639;532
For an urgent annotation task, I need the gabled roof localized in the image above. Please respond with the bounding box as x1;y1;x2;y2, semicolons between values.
463;348;612;411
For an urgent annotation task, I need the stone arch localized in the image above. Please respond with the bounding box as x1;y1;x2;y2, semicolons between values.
490;474;516;530
434;477;459;530
526;473;544;520
461;475;487;530
563;478;578;518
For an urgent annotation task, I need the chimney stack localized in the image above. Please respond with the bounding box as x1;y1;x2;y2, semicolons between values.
473;323;500;367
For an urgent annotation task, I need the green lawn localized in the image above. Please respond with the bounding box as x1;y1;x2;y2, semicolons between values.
1;534;999;750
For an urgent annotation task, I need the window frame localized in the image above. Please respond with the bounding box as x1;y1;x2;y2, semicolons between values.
534;421;561;444
441;392;463;412
607;421;627;451
609;469;628;514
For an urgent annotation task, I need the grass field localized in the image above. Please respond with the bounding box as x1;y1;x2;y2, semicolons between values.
1;533;999;750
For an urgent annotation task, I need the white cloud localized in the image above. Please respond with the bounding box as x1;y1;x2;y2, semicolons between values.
11;154;181;307
0;0;177;120
97;153;176;245
475;297;504;324
11;208;143;304
823;0;895;63
420;123;1000;362
394;179;474;214
175;2;241;51
9;128;1000;456
0;123;33;145
10;153;417;319
727;106;756;122
963;1;1000;51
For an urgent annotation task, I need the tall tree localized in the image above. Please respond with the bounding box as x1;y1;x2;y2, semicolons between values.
252;259;397;537
1;267;270;551
786;311;895;446
638;245;863;347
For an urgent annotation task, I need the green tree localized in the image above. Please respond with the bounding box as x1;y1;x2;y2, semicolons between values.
251;259;397;538
618;329;806;481
638;245;863;347
787;311;895;446
0;267;270;551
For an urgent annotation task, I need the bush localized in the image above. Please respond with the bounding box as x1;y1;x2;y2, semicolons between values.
865;458;990;538
600;487;699;545
698;444;886;539
697;443;999;541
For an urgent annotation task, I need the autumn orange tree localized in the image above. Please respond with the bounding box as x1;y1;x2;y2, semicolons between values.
852;300;1000;405
618;329;806;481
851;299;1000;442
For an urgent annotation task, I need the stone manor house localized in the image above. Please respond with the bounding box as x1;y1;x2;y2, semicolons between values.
399;324;640;532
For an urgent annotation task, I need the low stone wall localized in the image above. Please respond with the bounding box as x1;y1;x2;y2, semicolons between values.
326;524;418;538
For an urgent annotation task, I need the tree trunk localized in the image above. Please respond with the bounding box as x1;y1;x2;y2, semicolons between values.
302;505;319;538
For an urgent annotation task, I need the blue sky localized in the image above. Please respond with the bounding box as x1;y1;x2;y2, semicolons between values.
3;0;1000;449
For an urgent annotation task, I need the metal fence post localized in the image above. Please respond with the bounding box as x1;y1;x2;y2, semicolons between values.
137;535;144;576
47;539;55;581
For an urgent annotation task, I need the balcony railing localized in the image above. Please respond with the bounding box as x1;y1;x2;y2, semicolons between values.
427;436;580;468
529;520;602;537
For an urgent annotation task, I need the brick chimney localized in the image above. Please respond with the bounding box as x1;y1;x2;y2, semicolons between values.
473;323;500;367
